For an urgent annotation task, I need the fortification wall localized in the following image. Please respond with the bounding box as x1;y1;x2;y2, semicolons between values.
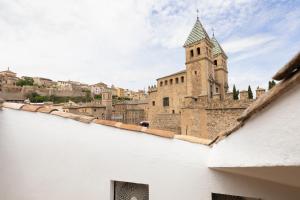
0;86;86;101
181;93;254;139
150;113;181;134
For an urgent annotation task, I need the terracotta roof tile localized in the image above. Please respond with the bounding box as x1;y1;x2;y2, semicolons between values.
3;102;24;110
93;119;118;127
238;71;300;122
119;124;143;132
273;52;300;81
21;105;42;112
210;52;300;145
174;135;212;145
36;107;58;114
142;128;174;138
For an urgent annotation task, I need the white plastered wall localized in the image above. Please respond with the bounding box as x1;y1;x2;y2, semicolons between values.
0;108;299;200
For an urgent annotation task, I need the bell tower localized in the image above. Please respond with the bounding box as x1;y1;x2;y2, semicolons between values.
184;17;215;97
211;34;228;99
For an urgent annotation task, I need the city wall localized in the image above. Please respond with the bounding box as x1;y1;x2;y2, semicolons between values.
0;86;86;101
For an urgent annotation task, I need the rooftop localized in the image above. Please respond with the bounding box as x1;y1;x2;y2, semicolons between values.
157;70;186;80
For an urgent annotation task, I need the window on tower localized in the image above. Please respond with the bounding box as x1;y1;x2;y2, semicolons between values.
175;77;179;84
170;79;173;85
181;76;184;83
197;47;200;55
163;97;169;107
160;81;163;87
190;49;194;58
164;80;168;85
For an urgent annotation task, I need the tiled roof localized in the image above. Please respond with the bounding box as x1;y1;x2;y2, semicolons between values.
2;103;212;145
210;51;300;145
183;19;210;47
211;36;227;58
157;70;186;80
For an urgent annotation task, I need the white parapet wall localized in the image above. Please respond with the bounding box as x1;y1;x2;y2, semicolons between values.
0;108;300;200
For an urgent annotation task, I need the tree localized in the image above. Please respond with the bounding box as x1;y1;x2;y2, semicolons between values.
268;80;276;90
16;77;34;87
233;85;239;100
248;85;253;99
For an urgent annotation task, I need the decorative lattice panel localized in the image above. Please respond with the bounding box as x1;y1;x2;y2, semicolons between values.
114;181;149;200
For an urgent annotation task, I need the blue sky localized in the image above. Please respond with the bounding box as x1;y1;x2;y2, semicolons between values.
0;0;299;91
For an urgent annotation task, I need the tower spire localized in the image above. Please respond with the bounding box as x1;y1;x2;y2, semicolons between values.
196;9;199;20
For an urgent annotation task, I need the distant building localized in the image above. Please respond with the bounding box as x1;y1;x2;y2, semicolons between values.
112;100;148;124
0;68;19;87
64;89;112;119
90;82;108;95
33;77;54;87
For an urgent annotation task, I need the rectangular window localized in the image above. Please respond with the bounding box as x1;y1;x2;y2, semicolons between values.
197;47;200;55
163;97;169;107
113;181;149;200
152;101;155;106
181;76;184;83
190;49;194;58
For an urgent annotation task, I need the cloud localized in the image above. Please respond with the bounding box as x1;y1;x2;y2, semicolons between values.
222;35;276;54
0;0;299;90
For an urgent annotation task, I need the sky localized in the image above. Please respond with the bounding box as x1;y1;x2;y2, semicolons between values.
0;0;299;91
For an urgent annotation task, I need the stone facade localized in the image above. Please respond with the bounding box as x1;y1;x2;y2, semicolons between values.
64;89;112;119
112;100;147;124
147;17;264;139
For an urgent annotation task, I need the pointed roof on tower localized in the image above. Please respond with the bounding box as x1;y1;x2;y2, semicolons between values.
211;35;227;58
183;18;210;47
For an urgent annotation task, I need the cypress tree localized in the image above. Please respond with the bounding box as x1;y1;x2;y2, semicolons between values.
248;85;253;99
233;85;239;100
268;80;276;90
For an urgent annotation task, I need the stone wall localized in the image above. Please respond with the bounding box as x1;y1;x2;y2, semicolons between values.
181;94;254;139
150;113;181;134
0;85;86;101
206;108;245;139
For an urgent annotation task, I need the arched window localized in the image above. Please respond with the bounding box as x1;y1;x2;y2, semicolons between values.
214;60;217;65
164;80;168;85
181;76;184;83
190;50;194;58
197;47;200;55
160;81;163;87
170;79;173;85
175;77;179;84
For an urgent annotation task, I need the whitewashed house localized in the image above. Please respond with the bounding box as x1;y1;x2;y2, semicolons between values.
0;52;299;200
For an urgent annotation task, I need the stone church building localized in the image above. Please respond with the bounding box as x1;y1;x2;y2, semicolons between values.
148;17;258;139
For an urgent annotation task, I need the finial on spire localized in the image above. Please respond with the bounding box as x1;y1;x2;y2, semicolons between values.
196;9;199;20
212;28;215;37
